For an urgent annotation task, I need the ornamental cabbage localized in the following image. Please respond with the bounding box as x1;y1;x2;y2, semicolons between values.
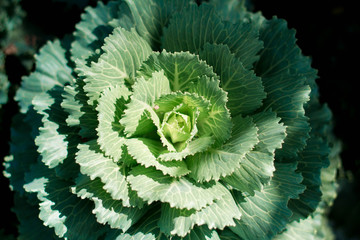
4;0;340;239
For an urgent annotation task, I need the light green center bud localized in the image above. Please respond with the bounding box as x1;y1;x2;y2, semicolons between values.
163;112;192;144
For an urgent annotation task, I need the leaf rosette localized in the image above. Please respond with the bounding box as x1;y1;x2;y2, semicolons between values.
5;0;339;239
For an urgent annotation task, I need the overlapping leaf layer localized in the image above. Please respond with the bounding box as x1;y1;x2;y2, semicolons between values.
5;0;339;239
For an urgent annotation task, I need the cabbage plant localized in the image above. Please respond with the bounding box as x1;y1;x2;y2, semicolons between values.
4;0;340;239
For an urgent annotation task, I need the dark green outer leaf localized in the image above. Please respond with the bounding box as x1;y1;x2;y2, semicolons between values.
287;136;330;221
0;52;9;107
208;0;247;23
23;159;110;240
255;17;317;159
124;0;192;49
62;79;99;139
230;162;305;239
32;87;81;179
71;1;122;64
3;112;40;195
15;40;73;113
287;96;332;221
162;3;263;68
199;43;265;116
12;194;60;240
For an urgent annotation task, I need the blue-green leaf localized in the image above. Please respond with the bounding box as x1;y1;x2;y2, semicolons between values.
124;0;191;49
138;50;217;91
208;0;248;23
3;113;40;195
199;43;265;115
222;111;286;194
288;136;330;221
78;27;152;104
71;1;122;64
255;17;316;159
12;194;60;240
162;3;263;68
188;76;232;147
187;115;258;182
23;160;109;240
230;162;305;240
15;40;73;113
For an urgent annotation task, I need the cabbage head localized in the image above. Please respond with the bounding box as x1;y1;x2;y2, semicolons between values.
4;0;340;239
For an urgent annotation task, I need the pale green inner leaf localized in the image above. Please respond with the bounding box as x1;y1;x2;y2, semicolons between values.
125;138;190;177
120;70;171;137
157;101;200;152
79;27;152;104
159;187;241;237
96;85;131;162
127;165;228;211
137;50;217;91
188;76;232;147
187;115;258;182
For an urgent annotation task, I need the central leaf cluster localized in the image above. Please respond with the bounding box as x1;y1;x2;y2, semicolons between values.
160;106;194;150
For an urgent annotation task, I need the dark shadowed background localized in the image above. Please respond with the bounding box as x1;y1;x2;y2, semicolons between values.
1;0;359;239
